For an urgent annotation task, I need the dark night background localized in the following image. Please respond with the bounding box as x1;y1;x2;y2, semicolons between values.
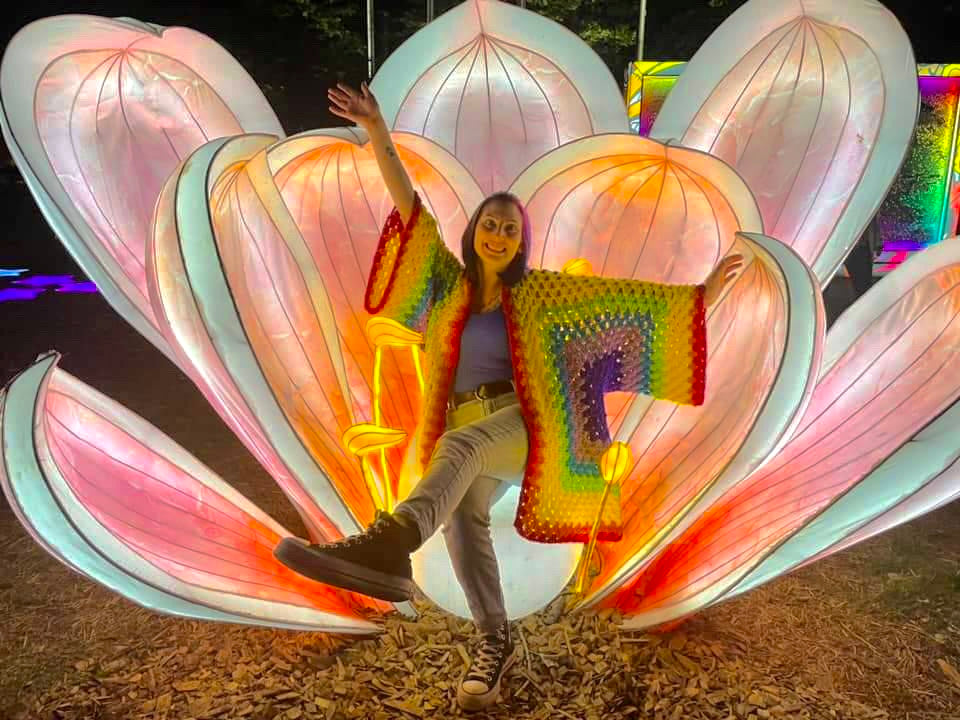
1;6;959;718
0;0;955;276
0;0;955;421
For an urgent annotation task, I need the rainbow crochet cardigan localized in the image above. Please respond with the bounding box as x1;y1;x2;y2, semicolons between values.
365;194;706;543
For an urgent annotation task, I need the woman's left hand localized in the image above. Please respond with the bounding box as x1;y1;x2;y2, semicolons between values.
704;253;744;306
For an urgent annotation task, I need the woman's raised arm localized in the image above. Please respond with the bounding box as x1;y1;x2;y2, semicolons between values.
328;82;416;223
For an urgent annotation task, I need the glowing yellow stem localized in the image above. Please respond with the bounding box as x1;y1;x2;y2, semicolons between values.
363;318;426;514
379;448;393;512
574;441;632;596
360;456;385;511
410;346;425;392
373;347;383;426
575;482;614;595
369;347;390;510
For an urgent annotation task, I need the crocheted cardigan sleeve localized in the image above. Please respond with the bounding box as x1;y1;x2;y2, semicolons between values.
363;192;463;332
507;269;707;410
506;269;707;543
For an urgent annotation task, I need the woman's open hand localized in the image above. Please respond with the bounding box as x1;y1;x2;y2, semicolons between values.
704;253;744;306
328;82;382;129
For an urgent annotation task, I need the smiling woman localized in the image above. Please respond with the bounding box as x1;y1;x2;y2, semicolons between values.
275;78;740;712
461;192;530;312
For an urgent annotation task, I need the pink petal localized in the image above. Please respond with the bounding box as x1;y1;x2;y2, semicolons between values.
651;0;918;283
147;138;350;542
371;0;628;194
584;232;824;608
0;354;381;630
1;16;283;358
508;135;762;282
606;239;960;626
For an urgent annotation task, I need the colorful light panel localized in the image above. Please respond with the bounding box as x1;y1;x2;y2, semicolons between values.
625;61;685;136
625;61;960;274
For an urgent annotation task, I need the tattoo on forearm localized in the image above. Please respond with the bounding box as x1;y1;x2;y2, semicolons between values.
385;146;397;158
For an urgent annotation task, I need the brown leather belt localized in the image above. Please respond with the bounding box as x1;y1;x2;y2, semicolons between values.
449;380;515;410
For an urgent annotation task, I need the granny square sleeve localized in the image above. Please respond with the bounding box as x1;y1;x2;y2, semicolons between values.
505;270;707;544
364;192;463;332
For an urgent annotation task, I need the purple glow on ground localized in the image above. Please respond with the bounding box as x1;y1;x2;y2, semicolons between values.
55;281;98;294
0;287;45;302
13;274;84;288
882;240;928;251
0;272;98;302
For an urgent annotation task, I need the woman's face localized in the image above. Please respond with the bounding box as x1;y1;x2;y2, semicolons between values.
473;199;523;276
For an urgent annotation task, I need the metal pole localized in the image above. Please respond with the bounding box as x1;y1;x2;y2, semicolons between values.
367;0;375;78
427;0;434;22
637;0;648;61
520;0;527;8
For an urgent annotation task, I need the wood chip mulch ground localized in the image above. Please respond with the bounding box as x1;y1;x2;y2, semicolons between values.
2;500;959;720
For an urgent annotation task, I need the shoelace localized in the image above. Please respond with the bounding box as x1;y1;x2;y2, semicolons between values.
466;632;508;683
318;512;389;549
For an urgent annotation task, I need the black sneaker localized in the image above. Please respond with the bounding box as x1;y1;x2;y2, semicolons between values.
457;622;518;712
273;511;419;602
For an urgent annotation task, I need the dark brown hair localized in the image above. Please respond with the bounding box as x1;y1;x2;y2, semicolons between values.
461;192;531;291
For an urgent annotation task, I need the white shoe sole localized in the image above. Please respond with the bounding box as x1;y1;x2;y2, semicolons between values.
456;646;519;712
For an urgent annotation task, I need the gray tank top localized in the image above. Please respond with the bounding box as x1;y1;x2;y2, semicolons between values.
453;306;514;393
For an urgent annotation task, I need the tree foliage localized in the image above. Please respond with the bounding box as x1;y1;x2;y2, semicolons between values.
259;0;365;56
525;0;638;74
259;0;729;79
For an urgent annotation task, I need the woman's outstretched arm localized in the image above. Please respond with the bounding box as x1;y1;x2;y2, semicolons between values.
328;82;416;223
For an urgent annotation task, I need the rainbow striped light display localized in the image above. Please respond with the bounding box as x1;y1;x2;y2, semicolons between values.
876;66;960;271
626;61;960;273
625;61;685;136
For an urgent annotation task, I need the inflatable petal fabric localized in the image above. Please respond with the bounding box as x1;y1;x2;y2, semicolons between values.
0;15;284;361
268;129;485;450
371;0;629;195
4;0;960;632
730;398;960;600
650;0;918;283
723;237;960;599
149;134;367;544
0;354;382;631
508;134;763;283
583;231;825;610
603;238;960;627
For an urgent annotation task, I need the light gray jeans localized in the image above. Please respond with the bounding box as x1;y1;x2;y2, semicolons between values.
394;392;527;633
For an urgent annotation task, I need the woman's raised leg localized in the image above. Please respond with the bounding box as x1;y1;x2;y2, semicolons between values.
394;403;527;544
273;402;526;603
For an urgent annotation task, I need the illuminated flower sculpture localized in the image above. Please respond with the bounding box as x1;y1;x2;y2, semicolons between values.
2;0;960;636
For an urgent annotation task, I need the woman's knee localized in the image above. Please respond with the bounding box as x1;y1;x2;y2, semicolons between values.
442;499;492;538
434;426;484;466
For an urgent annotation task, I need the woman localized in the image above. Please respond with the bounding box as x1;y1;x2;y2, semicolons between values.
275;82;742;712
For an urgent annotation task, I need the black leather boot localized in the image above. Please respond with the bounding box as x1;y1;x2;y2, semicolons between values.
457;621;518;711
273;511;420;602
